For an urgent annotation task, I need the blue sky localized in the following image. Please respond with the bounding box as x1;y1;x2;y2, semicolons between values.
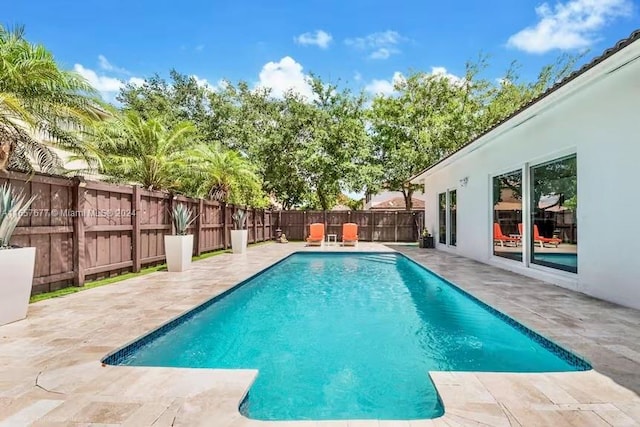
5;0;639;102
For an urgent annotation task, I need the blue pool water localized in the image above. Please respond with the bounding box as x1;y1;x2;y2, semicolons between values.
106;252;589;420
534;253;578;269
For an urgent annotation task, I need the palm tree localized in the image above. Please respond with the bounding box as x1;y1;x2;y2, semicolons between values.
0;25;103;172
91;111;196;191
181;144;262;204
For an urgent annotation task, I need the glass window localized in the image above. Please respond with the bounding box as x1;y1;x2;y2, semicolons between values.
449;190;457;246
530;155;577;273
493;170;523;261
438;193;446;244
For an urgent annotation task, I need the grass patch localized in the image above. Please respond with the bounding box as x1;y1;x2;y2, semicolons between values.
28;242;272;304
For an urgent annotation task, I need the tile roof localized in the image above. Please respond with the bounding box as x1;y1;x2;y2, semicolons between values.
371;197;425;210
409;28;640;182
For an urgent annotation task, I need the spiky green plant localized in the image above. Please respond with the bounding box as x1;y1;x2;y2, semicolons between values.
0;183;36;248
171;203;196;235
231;209;247;230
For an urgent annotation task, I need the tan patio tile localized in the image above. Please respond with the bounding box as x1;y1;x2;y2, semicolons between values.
407;420;439;427
0;399;63;427
614;402;640;423
70;401;141;424
446;403;512;426
594;407;638;426
429;372;496;404
379;421;411;427
140;398;184;427
473;373;553;406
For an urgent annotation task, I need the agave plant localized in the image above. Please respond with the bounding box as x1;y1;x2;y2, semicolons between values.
0;183;36;248
232;209;247;230
171;203;197;236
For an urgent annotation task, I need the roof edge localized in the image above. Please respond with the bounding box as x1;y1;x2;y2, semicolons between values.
408;28;640;183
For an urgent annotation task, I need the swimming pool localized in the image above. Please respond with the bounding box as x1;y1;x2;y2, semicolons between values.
103;252;589;420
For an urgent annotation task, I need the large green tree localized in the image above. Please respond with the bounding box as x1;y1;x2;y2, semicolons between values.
0;25;102;172
368;55;580;210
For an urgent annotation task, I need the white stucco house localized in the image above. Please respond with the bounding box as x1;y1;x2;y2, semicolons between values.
410;30;640;310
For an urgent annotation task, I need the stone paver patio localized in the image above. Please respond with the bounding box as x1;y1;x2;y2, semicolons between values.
0;242;639;426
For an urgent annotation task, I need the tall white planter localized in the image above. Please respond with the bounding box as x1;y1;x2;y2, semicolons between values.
164;235;193;272
0;247;36;326
230;230;248;254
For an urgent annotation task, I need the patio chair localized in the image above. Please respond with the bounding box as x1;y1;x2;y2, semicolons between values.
342;223;358;247
493;223;520;247
518;223;562;247
306;223;325;247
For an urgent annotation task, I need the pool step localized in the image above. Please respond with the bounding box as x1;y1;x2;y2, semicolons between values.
360;254;397;265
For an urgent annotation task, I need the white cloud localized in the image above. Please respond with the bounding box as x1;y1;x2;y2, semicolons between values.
294;30;333;49
74;64;142;101
364;72;405;96
257;56;313;99
128;77;145;87
97;54;130;74
195;44;205;52
354;71;362;82
192;75;228;92
364;67;464;96
430;67;463;85
345;30;407;59
507;0;633;54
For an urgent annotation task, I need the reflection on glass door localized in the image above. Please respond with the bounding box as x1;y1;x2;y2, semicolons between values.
449;190;457;246
530;155;577;273
493;170;523;261
438;193;446;244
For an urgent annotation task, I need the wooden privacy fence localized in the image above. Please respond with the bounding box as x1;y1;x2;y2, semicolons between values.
1;171;276;295
276;210;424;242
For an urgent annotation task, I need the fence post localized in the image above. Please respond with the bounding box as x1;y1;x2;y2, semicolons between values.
262;209;267;242
303;211;306;240
195;199;204;256
252;207;257;244
72;177;86;286
394;211;399;242
131;185;141;273
370;211;374;242
323;210;327;235
222;202;227;249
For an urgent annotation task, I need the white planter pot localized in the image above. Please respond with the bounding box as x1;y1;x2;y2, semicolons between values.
230;230;248;254
0;247;36;326
164;235;193;272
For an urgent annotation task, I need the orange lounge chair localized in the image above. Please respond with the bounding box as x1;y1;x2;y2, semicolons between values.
494;223;520;247
342;223;358;246
306;223;325;246
518;223;562;247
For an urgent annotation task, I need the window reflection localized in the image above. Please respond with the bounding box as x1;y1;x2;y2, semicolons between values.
493;170;523;261
438;193;446;244
530;155;577;273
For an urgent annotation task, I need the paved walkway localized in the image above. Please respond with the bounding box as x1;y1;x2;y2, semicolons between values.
0;242;638;426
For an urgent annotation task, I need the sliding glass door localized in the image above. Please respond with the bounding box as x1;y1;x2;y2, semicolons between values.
449;190;457;246
492;170;523;261
438;190;457;246
530;155;577;273
438;193;447;244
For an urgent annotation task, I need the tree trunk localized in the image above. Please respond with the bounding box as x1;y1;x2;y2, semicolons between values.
0;141;12;172
401;186;414;211
318;190;329;211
